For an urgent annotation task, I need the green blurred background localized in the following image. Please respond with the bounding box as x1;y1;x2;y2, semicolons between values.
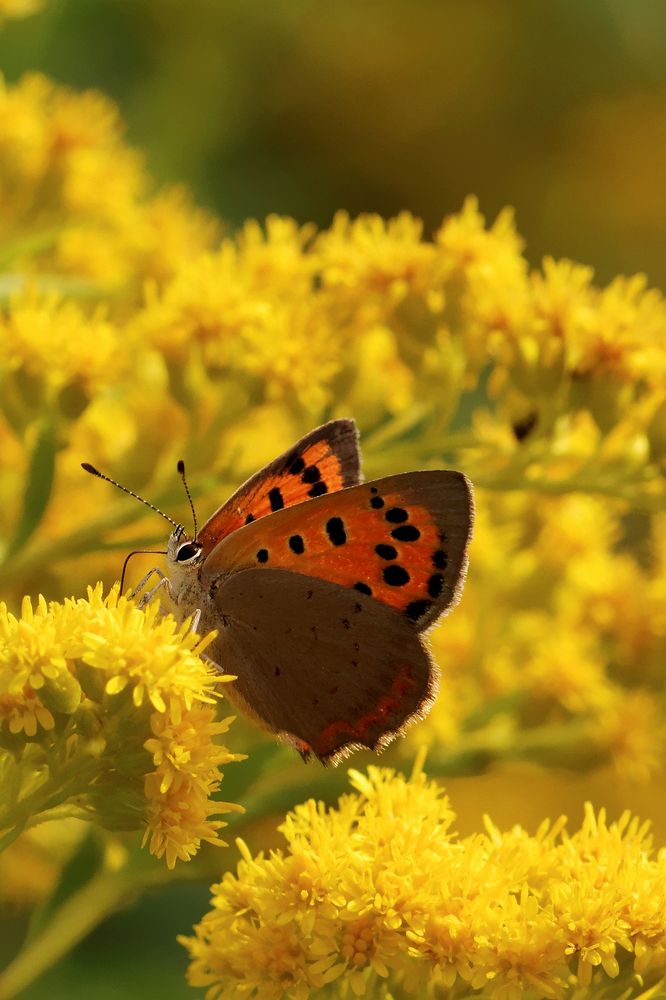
2;0;665;286
1;2;665;996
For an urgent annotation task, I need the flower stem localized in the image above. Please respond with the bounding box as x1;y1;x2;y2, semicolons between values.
0;870;137;1000
0;762;100;855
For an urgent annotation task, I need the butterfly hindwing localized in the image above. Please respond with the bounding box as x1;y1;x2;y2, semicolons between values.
202;471;473;631
208;567;436;763
196;419;361;554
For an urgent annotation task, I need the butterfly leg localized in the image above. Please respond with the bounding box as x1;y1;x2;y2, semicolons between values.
200;651;224;672
136;574;174;610
129;566;167;602
184;608;202;633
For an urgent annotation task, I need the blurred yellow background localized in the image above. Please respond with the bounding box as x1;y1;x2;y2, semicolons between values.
2;0;664;286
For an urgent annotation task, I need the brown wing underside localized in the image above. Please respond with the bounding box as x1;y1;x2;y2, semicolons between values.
209;567;436;764
202;470;473;632
196;419;361;554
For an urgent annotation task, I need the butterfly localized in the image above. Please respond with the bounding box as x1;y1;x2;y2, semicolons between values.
83;419;474;764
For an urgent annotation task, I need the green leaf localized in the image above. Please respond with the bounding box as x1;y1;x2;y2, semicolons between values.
3;421;57;562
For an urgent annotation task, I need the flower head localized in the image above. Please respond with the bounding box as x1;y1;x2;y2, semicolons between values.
0;585;242;866
182;761;666;999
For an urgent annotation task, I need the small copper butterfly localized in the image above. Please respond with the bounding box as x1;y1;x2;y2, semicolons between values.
83;419;474;764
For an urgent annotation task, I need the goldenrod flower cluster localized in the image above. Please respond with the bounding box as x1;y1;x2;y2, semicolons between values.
420;491;666;779
0;73;217;293
0;584;242;867
182;759;666;1000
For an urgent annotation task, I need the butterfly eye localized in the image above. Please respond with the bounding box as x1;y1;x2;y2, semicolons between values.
176;541;202;563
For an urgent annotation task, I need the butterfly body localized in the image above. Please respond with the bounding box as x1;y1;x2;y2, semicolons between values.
159;419;474;764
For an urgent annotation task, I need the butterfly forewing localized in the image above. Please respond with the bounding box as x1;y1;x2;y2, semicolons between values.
201;471;473;631
209;568;436;763
196;419;361;554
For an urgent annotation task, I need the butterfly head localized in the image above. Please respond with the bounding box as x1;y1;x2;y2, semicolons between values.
167;527;203;566
81;459;204;592
163;527;204;604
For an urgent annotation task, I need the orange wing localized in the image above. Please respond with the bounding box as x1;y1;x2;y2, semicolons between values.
201;471;474;631
196;419;361;555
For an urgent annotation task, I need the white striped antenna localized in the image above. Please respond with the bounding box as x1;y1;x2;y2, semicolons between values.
81;463;183;532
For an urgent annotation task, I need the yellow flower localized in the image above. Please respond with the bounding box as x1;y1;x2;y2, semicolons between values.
143;703;241;869
315;210;441;318
415;490;666;779
0;585;242;866
596;691;664;782
62;585;219;712
435;196;530;366
0;74;216;293
0;74;141;226
182;761;666;998
132;215;315;363
128;184;220;286
0;290;123;402
238;301;342;415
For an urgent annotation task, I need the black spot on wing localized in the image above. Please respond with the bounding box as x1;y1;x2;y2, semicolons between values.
326;517;347;546
427;573;444;598
245;513;255;524
268;487;284;511
433;549;448;569
405;599;432;622
370;495;384;509
385;507;408;523
353;582;372;595
384;565;410;586
289;534;305;554
375;544;397;560
308;482;328;498
302;465;321;484
391;524;420;542
288;456;305;475
257;549;269;563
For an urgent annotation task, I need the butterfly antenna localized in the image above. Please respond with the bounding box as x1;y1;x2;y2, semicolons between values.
81;463;182;532
177;460;198;539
